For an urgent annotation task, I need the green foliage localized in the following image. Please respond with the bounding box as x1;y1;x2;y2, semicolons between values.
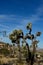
9;22;41;65
26;23;32;30
36;32;41;36
9;29;23;43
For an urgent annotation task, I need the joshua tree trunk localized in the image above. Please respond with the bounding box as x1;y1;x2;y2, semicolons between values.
17;39;21;62
30;40;37;65
26;43;31;65
31;45;35;65
26;40;36;65
12;43;15;56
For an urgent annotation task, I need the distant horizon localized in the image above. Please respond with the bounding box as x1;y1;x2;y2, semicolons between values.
0;0;43;48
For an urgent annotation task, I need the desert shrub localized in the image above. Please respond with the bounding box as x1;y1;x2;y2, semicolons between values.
0;48;10;56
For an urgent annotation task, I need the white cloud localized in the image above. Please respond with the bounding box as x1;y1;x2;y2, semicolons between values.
21;5;43;26
0;15;16;20
0;24;9;29
0;5;43;31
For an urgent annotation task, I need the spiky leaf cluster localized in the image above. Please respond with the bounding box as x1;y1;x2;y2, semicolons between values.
9;29;23;43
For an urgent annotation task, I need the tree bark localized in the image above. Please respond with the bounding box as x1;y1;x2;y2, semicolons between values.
17;39;21;63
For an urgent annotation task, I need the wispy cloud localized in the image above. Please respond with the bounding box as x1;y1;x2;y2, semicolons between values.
22;5;43;24
0;15;25;21
0;5;43;24
0;24;9;29
0;15;17;20
0;4;43;32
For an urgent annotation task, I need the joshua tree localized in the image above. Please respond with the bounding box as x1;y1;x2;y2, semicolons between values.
25;23;41;65
9;29;24;62
9;22;41;65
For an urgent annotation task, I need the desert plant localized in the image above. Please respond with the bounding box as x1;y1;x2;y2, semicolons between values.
9;22;41;65
9;29;24;62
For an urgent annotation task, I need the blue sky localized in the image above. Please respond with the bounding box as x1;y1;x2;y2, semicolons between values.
0;0;43;48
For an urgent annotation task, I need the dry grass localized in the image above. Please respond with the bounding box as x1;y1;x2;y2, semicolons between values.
0;57;43;65
0;57;14;64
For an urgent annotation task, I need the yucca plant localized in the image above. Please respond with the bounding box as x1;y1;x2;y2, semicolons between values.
9;22;41;65
9;29;24;62
25;23;41;65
